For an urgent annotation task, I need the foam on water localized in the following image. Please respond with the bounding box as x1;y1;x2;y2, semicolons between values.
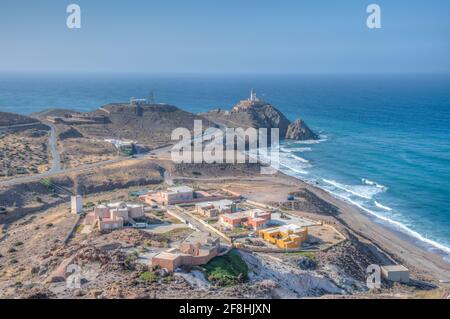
322;179;385;200
289;154;310;163
281;146;312;153
293;135;328;145
374;201;393;211
362;178;387;190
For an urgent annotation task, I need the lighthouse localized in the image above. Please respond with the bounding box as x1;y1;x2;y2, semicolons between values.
250;89;257;102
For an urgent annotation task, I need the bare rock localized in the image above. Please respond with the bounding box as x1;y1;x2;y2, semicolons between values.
285;119;318;141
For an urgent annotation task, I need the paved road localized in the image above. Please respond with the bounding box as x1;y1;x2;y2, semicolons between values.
47;123;61;173
0;141;174;188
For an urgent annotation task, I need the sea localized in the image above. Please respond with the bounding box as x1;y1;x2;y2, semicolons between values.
1;72;450;262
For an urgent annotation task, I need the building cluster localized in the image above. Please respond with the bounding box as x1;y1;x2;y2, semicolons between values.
259;224;308;249
152;233;220;272
83;202;145;232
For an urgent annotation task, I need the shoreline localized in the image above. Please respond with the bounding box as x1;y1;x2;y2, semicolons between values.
273;172;450;283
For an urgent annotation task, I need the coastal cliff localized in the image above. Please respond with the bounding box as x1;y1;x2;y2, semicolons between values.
201;90;318;141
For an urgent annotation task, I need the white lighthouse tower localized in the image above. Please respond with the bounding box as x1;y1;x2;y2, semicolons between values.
250;88;257;102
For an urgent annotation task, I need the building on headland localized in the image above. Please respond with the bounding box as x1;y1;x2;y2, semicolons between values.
381;265;410;283
71;195;83;214
259;224;308;249
195;199;236;218
83;202;144;232
151;233;220;272
219;209;272;230
232;89;265;112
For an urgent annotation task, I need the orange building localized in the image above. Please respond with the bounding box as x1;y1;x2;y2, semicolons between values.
152;236;220;272
259;224;308;249
219;209;271;230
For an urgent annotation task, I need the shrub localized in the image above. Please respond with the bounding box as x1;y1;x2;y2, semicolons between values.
202;250;248;287
139;271;158;283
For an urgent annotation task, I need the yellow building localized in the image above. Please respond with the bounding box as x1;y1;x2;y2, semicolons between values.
259;224;308;249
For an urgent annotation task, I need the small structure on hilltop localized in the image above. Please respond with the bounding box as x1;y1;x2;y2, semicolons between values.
84;202;145;232
259;224;308;249
151;232;221;272
195;199;236;218
232;89;266;112
71;195;83;214
219;209;272;230
381;265;410;283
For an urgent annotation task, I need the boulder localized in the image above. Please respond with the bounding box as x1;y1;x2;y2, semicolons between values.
285;119;318;141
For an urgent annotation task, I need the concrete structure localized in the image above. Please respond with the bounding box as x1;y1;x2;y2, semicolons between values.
84;202;145;232
71;195;83;214
259;224;308;249
381;265;410;283
143;186;194;205
151;234;220;272
141;186;242;206
220;209;272;230
195;199;236;218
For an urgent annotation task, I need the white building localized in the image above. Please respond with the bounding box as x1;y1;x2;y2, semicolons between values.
381;265;410;283
71;195;83;214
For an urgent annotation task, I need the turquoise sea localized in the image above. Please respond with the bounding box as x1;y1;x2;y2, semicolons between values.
1;73;450;261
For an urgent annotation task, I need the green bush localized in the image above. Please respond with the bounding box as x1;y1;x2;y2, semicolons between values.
139;271;158;283
202;250;248;287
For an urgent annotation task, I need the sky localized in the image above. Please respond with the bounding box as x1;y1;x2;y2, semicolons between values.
0;0;449;74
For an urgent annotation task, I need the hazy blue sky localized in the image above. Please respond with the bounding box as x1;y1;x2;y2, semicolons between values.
0;0;449;74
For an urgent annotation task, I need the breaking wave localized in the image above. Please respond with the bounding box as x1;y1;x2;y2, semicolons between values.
322;179;385;200
374;201;393;211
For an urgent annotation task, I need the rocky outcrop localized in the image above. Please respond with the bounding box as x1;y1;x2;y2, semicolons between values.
285;119;318;141
201;94;318;141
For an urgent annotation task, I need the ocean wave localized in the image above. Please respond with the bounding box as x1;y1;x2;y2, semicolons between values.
362;178;387;190
342;197;450;256
322;179;385;200
279;163;309;175
281;146;313;153
374;201;393;211
294;139;326;145
289;154;310;163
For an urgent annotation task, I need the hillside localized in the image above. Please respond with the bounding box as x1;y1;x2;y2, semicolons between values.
0;112;39;127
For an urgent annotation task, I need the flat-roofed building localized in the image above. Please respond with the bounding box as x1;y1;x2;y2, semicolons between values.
195;199;236;218
152;233;220;272
220;209;271;230
84;202;145;232
71;195;83;214
259;224;308;249
381;265;410;283
143;186;194;205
